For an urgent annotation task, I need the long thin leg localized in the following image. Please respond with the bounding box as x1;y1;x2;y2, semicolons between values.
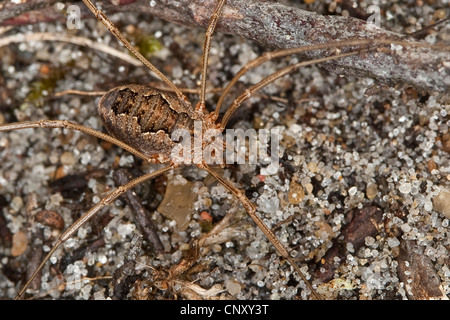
81;0;186;101
0;120;155;163
199;163;323;300
196;0;227;113
219;50;360;127
214;38;450;121
15;165;173;299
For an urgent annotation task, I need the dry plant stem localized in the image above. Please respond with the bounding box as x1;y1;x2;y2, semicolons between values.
54;86;223;97
0;32;141;66
408;18;450;39
15;165;173;299
0;26;13;36
198;206;236;248
200;163;322;300
53;89;108;97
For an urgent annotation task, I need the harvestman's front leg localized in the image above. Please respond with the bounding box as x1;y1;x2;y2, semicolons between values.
0;120;153;161
196;0;227;112
199;163;323;300
81;0;185;101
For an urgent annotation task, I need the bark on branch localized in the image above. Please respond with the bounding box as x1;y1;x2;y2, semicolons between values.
0;0;60;25
1;0;449;93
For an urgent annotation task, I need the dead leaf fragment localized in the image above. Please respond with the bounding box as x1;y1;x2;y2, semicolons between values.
397;240;448;300
157;177;196;231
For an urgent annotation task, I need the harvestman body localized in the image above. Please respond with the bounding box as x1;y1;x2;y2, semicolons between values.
1;0;448;300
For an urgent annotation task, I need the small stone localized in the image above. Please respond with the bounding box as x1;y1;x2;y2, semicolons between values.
36;210;65;230
305;183;313;194
307;162;318;173
225;280;242;295
399;182;412;194
50;193;64;206
10;196;24;212
11;231;28;257
365;236;375;246
434;8;446;19
366;183;378;200
387;237;400;248
288;180;305;204
401;223;411;233
433;188;450;219
314;221;333;241
203;197;212;208
60;151;75;166
257;189;280;213
54;166;66;180
348;186;357;196
427;159;437;172
424;200;433;212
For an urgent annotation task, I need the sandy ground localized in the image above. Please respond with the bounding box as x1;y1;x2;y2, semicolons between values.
0;0;449;300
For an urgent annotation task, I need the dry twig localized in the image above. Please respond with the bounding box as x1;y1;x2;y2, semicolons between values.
0;32;141;66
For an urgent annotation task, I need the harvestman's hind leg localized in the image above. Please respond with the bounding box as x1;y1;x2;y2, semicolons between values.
199;163;323;300
0;120;174;299
14;165;173;299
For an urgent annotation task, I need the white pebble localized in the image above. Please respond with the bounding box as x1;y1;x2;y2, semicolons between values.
424;200;433;212
399;182;411;194
225;280;242;295
348;186;357;196
387;237;400;248
365;236;375;246
77;227;87;239
98;255;107;264
400;223;411;233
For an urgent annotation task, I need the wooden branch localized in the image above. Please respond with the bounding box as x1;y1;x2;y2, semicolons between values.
1;0;449;93
0;0;60;25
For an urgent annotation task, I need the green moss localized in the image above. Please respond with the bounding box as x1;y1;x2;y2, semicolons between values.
25;67;66;107
135;34;163;60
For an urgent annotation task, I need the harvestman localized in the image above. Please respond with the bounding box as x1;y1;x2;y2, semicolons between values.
1;0;448;299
